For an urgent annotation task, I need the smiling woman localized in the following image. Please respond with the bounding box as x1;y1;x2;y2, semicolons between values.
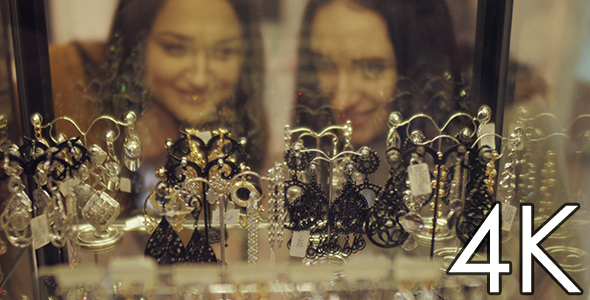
294;0;460;149
50;0;267;169
143;0;246;127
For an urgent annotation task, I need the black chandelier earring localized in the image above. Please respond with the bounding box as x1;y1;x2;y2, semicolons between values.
283;144;327;233
328;147;381;257
365;113;411;249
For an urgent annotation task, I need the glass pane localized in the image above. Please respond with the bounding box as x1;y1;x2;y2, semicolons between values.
0;0;35;297
42;0;484;284
502;0;590;297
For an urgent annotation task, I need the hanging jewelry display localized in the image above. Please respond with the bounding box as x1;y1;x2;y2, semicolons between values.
144;128;259;266
513;110;590;234
495;127;523;242
512;110;590;270
0;111;141;268
281;122;380;261
366;106;490;258
32;112;140;250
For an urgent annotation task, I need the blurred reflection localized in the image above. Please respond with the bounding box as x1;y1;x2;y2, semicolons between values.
294;0;464;149
50;0;267;215
51;0;266;166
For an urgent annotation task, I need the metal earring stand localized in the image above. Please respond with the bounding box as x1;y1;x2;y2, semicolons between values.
284;121;380;264
32;112;137;249
514;110;590;269
386;106;493;258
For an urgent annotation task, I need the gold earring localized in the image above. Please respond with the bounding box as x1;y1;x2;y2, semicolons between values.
230;178;260;208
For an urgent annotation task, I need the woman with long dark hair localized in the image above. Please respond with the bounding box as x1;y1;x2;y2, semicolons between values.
51;0;267;170
293;0;463;148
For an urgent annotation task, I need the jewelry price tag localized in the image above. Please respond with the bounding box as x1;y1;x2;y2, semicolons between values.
478;123;496;150
212;209;240;225
502;204;517;231
125;216;144;230
289;230;310;258
30;214;50;249
120;177;132;193
59;178;81;196
408;163;432;196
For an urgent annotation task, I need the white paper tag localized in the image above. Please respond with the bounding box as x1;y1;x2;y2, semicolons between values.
120;177;132;193
478;123;496;149
125;216;144;230
408;163;432;196
289;230;310;258
502;204;517;231
59;178;80;196
195;131;212;144
30;214;50;249
212;209;240;225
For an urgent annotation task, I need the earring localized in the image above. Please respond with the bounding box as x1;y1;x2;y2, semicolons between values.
446;148;467;231
46;181;69;248
268;163;286;249
0;157;33;248
456;147;497;246
230;177;259;209
246;184;262;264
539;150;557;220
365;120;410;249
103;130;121;192
144;181;190;264
284;162;327;232
32;162;52;215
183;179;218;263
329;147;380;257
145;216;189;265
122;112;142;172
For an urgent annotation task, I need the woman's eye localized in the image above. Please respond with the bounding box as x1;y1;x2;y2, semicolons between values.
313;57;336;72
212;47;242;60
160;43;188;56
361;61;387;80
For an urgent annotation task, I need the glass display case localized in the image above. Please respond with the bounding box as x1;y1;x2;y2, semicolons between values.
0;0;589;299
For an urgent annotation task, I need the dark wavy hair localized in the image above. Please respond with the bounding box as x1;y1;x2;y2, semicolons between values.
293;0;465;133
98;0;267;167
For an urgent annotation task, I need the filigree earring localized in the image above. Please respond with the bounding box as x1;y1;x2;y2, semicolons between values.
365;113;410;249
329;147;380;256
284;149;326;232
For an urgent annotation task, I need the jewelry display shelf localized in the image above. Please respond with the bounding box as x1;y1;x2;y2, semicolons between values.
38;255;488;299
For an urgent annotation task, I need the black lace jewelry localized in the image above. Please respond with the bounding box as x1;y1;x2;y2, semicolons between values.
328;147;381;257
145;129;255;265
365;147;410;248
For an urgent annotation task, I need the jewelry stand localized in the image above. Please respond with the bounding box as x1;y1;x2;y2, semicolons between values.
513;109;590;271
283;121;380;264
385;106;492;257
32;112;138;250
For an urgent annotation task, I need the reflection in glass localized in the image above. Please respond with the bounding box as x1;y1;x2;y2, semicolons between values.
50;0;267;217
294;0;467;153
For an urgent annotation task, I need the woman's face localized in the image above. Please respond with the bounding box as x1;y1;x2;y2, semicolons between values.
310;0;397;146
144;0;244;126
